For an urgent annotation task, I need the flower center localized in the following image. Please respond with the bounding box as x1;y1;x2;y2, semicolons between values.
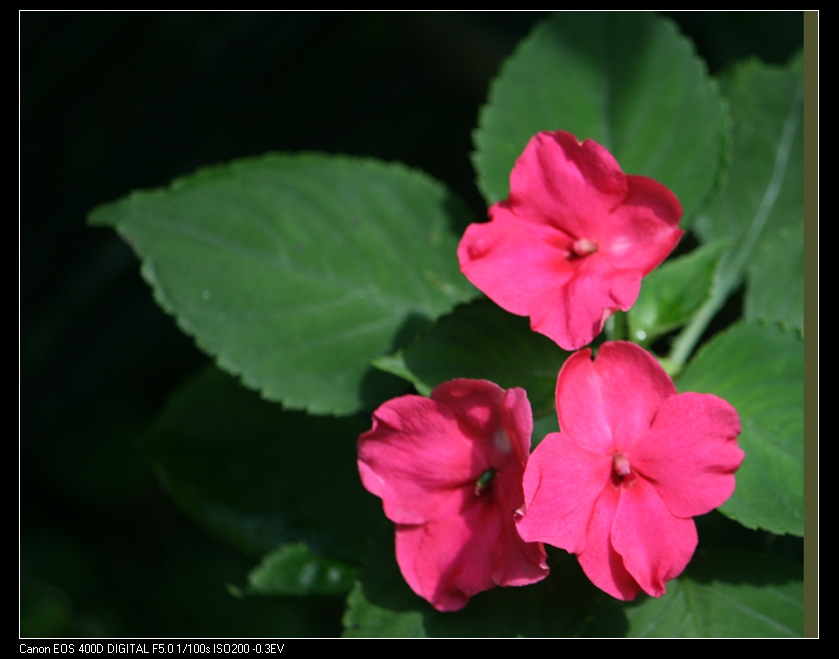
613;453;631;476
611;453;636;487
474;468;496;497
570;238;598;258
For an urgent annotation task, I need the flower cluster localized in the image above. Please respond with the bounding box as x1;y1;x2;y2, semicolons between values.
357;130;743;611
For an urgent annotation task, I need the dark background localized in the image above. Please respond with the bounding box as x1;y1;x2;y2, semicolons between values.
20;12;804;637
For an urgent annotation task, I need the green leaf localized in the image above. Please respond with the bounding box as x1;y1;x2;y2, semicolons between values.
342;532;428;638
617;552;802;637
343;535;599;638
90;154;477;415
745;221;804;333
140;366;384;560
693;57;803;255
373;300;568;419
677;322;803;536
628;240;731;344
532;411;560;451
668;56;803;368
237;543;358;598
474;11;727;223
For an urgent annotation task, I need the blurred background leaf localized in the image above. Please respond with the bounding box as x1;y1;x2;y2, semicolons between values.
236;543;359;598
140;365;384;560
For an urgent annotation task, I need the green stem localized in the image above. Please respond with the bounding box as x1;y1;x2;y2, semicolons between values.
612;310;628;342
668;83;801;370
668;285;727;370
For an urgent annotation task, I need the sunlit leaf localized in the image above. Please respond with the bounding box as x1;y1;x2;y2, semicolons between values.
745;221;804;333
666;55;803;369
90;154;477;415
690;54;803;307
628;240;731;344
693;56;803;255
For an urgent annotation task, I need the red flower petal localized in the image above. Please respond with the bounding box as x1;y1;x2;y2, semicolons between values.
491;467;551;586
431;380;532;472
528;259;642;354
395;507;501;613
458;130;684;351
575;484;642;601
517;342;743;601
358;379;549;611
556;343;676;457
631;392;744;519
458;206;575;318
506;131;629;238
358;395;477;525
516;431;611;555
504;133;682;267
611;476;698;598
397;473;548;612
599;175;683;272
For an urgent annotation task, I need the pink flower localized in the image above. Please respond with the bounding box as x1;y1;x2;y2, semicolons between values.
357;379;549;612
458;130;684;351
515;342;743;600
